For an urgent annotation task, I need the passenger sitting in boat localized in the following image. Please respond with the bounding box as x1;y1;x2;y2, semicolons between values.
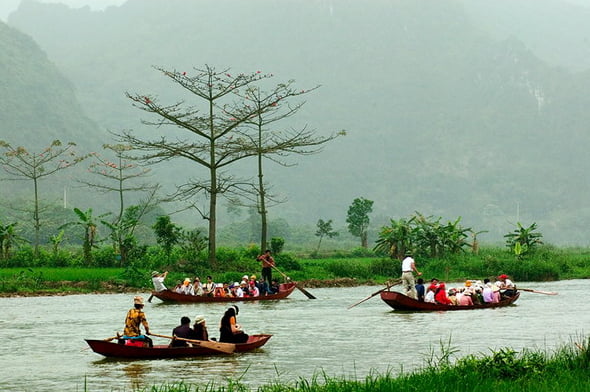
482;279;494;303
424;279;438;303
174;281;184;294
447;288;458;305
415;278;425;302
248;280;260;297
498;274;517;298
214;283;226;297
491;283;501;303
241;281;250;297
434;282;453;305
219;305;249;344
203;276;215;297
223;282;233;297
182;278;195;295
232;282;244;297
457;289;474;306
170;316;192;347
192;277;204;296
268;279;280;294
190;315;209;341
151;271;168;292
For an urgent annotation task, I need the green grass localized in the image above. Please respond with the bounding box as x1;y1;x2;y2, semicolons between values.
1;245;589;295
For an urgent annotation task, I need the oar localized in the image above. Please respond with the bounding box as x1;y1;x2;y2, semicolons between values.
347;280;401;310
147;293;154;303
272;265;316;299
519;288;558;295
103;336;119;342
149;333;235;354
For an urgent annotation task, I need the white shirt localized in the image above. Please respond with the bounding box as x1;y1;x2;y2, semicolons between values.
401;256;415;272
152;276;167;292
424;291;435;303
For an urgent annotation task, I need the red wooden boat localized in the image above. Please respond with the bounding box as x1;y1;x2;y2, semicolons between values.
380;290;520;311
150;282;296;303
86;334;272;359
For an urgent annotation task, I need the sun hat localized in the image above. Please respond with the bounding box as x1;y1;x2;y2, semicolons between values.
194;315;206;325
151;271;159;277
498;274;508;280
250;275;257;279
465;280;472;287
133;296;144;305
183;278;191;285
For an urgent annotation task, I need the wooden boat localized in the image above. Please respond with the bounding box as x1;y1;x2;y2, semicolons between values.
86;334;272;359
380;290;520;311
150;282;296;303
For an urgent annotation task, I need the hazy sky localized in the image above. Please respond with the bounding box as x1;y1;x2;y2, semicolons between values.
2;0;590;22
0;0;126;21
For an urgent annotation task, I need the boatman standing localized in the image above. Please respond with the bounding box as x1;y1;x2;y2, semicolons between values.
401;250;422;300
257;249;275;285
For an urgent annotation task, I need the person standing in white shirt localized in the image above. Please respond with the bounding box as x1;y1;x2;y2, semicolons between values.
151;271;168;292
400;251;422;299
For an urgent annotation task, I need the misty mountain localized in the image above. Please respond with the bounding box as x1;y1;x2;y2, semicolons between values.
5;0;590;245
0;20;102;149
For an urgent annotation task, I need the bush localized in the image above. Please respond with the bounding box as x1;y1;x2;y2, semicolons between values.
325;259;370;279
276;253;302;271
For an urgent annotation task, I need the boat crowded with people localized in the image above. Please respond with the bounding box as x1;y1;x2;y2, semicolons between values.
85;334;272;359
150;281;298;303
380;290;520;311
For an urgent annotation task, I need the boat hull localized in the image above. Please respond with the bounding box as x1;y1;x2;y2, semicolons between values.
86;334;272;359
380;291;520;311
151;282;296;303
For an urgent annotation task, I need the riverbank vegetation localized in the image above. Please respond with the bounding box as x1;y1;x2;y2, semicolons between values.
85;336;590;392
1;245;588;296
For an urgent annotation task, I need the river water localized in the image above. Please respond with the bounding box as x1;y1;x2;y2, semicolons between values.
0;280;587;391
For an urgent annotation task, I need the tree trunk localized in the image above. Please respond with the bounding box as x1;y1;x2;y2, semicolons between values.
33;176;40;258
258;150;268;252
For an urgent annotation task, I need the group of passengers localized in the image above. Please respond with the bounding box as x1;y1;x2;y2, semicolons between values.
120;296;249;347
415;274;517;305
168;305;249;345
152;271;280;298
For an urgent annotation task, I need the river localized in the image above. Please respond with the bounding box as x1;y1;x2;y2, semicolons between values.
0;279;587;391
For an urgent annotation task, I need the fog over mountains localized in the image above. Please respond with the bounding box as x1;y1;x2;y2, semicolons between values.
3;0;590;245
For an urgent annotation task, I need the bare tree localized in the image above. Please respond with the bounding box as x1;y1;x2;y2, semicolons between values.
80;143;159;264
0;140;86;256
116;65;304;266
230;83;343;251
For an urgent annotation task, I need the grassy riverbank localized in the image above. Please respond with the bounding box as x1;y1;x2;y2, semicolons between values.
1;246;588;296
86;337;590;392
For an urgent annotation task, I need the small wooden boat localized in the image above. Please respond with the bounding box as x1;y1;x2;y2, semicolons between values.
150;282;296;303
380;291;520;311
86;334;272;359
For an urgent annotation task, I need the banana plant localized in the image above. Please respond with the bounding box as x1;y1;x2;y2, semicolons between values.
60;208;111;265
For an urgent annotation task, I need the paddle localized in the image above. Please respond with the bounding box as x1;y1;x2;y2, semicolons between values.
149;333;236;354
347;279;401;309
147;293;154;303
103;336;119;342
272;265;316;299
519;288;558;295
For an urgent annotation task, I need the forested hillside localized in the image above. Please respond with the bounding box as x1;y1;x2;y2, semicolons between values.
4;0;590;245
